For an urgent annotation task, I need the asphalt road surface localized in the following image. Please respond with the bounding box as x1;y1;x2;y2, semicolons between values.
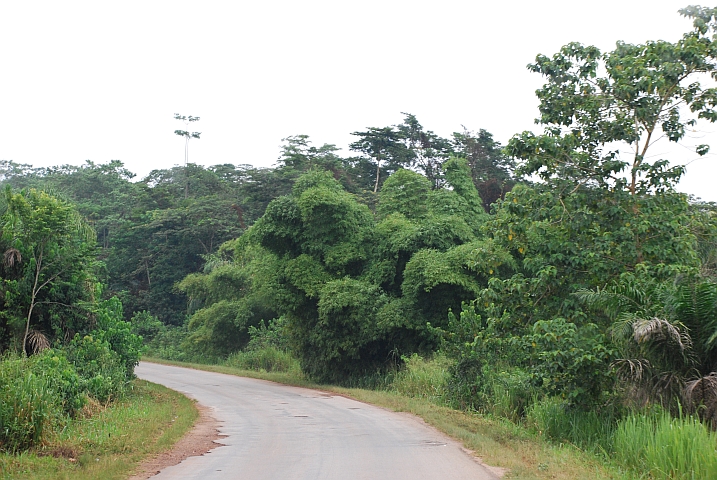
136;362;498;480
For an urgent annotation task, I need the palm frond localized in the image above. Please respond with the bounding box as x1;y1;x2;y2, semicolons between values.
612;357;652;383
633;317;691;353
575;283;649;321
3;248;21;267
610;312;640;342
27;330;50;354
651;370;686;404
685;373;717;427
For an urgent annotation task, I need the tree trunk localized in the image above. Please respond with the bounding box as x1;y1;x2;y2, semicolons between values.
373;154;381;193
22;251;43;356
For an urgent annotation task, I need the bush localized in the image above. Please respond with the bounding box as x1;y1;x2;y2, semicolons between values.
143;325;198;362
30;349;85;416
66;334;128;403
130;310;165;341
0;350;85;452
93;297;143;378
482;366;535;421
245;317;290;352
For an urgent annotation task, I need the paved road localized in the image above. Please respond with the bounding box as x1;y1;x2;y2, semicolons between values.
136;362;497;480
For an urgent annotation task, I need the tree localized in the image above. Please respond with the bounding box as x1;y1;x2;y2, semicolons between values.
452;128;515;212
508;7;717;196
173;113;201;199
349;126;411;193
1;188;96;354
394;113;454;188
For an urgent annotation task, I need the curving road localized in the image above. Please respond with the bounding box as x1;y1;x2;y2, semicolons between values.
136;362;497;479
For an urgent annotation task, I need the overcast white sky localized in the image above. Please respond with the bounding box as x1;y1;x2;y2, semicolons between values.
1;1;715;200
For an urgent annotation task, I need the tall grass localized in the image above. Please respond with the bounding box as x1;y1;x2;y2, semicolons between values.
0;352;85;452
0;356;62;452
390;353;450;403
224;346;300;374
614;409;717;479
525;396;618;454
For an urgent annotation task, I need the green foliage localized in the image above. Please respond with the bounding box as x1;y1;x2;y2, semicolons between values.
308;278;388;380
390;353;450;403
527;318;613;403
176;163;492;381
0;187;97;354
245;317;290;352
525;397;618;454
65;334;128;403
578;273;717;415
509;19;717;195
452;128;515;211
176;242;280;358
222;318;299;373
184;299;255;356
442;157;485;216
225;347;300;373
29;349;85;416
92;297;143;379
444;300;614;410
0;355;62;452
377;169;431;219
613;410;717;479
141;325;192;362
130;310;165;341
0;350;86;452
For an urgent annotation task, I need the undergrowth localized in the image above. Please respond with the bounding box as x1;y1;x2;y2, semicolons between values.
0;380;196;480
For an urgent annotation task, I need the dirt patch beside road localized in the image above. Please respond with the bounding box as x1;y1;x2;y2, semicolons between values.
128;404;225;479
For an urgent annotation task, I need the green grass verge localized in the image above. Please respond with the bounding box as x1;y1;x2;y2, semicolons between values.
142;356;629;479
0;379;197;480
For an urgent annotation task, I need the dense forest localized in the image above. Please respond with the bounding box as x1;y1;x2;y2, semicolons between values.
3;6;717;476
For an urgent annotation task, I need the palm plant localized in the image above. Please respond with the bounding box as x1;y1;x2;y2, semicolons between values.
576;274;717;424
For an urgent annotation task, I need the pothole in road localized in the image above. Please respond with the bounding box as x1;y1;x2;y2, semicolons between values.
413;440;447;447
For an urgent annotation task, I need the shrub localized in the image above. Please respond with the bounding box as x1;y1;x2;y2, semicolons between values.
245;317;290;352
30;349;85;416
93;297;143;378
130;310;165;341
143;325;198;362
65;334;127;403
0;351;83;452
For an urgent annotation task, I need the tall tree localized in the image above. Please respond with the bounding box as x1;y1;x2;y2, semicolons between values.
452;128;515;212
1;188;96;354
349;126;411;193
394;113;453;188
508;7;717;195
173;113;201;199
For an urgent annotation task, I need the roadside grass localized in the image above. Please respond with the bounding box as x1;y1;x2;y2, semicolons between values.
0;380;197;480
613;410;717;479
143;355;628;479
